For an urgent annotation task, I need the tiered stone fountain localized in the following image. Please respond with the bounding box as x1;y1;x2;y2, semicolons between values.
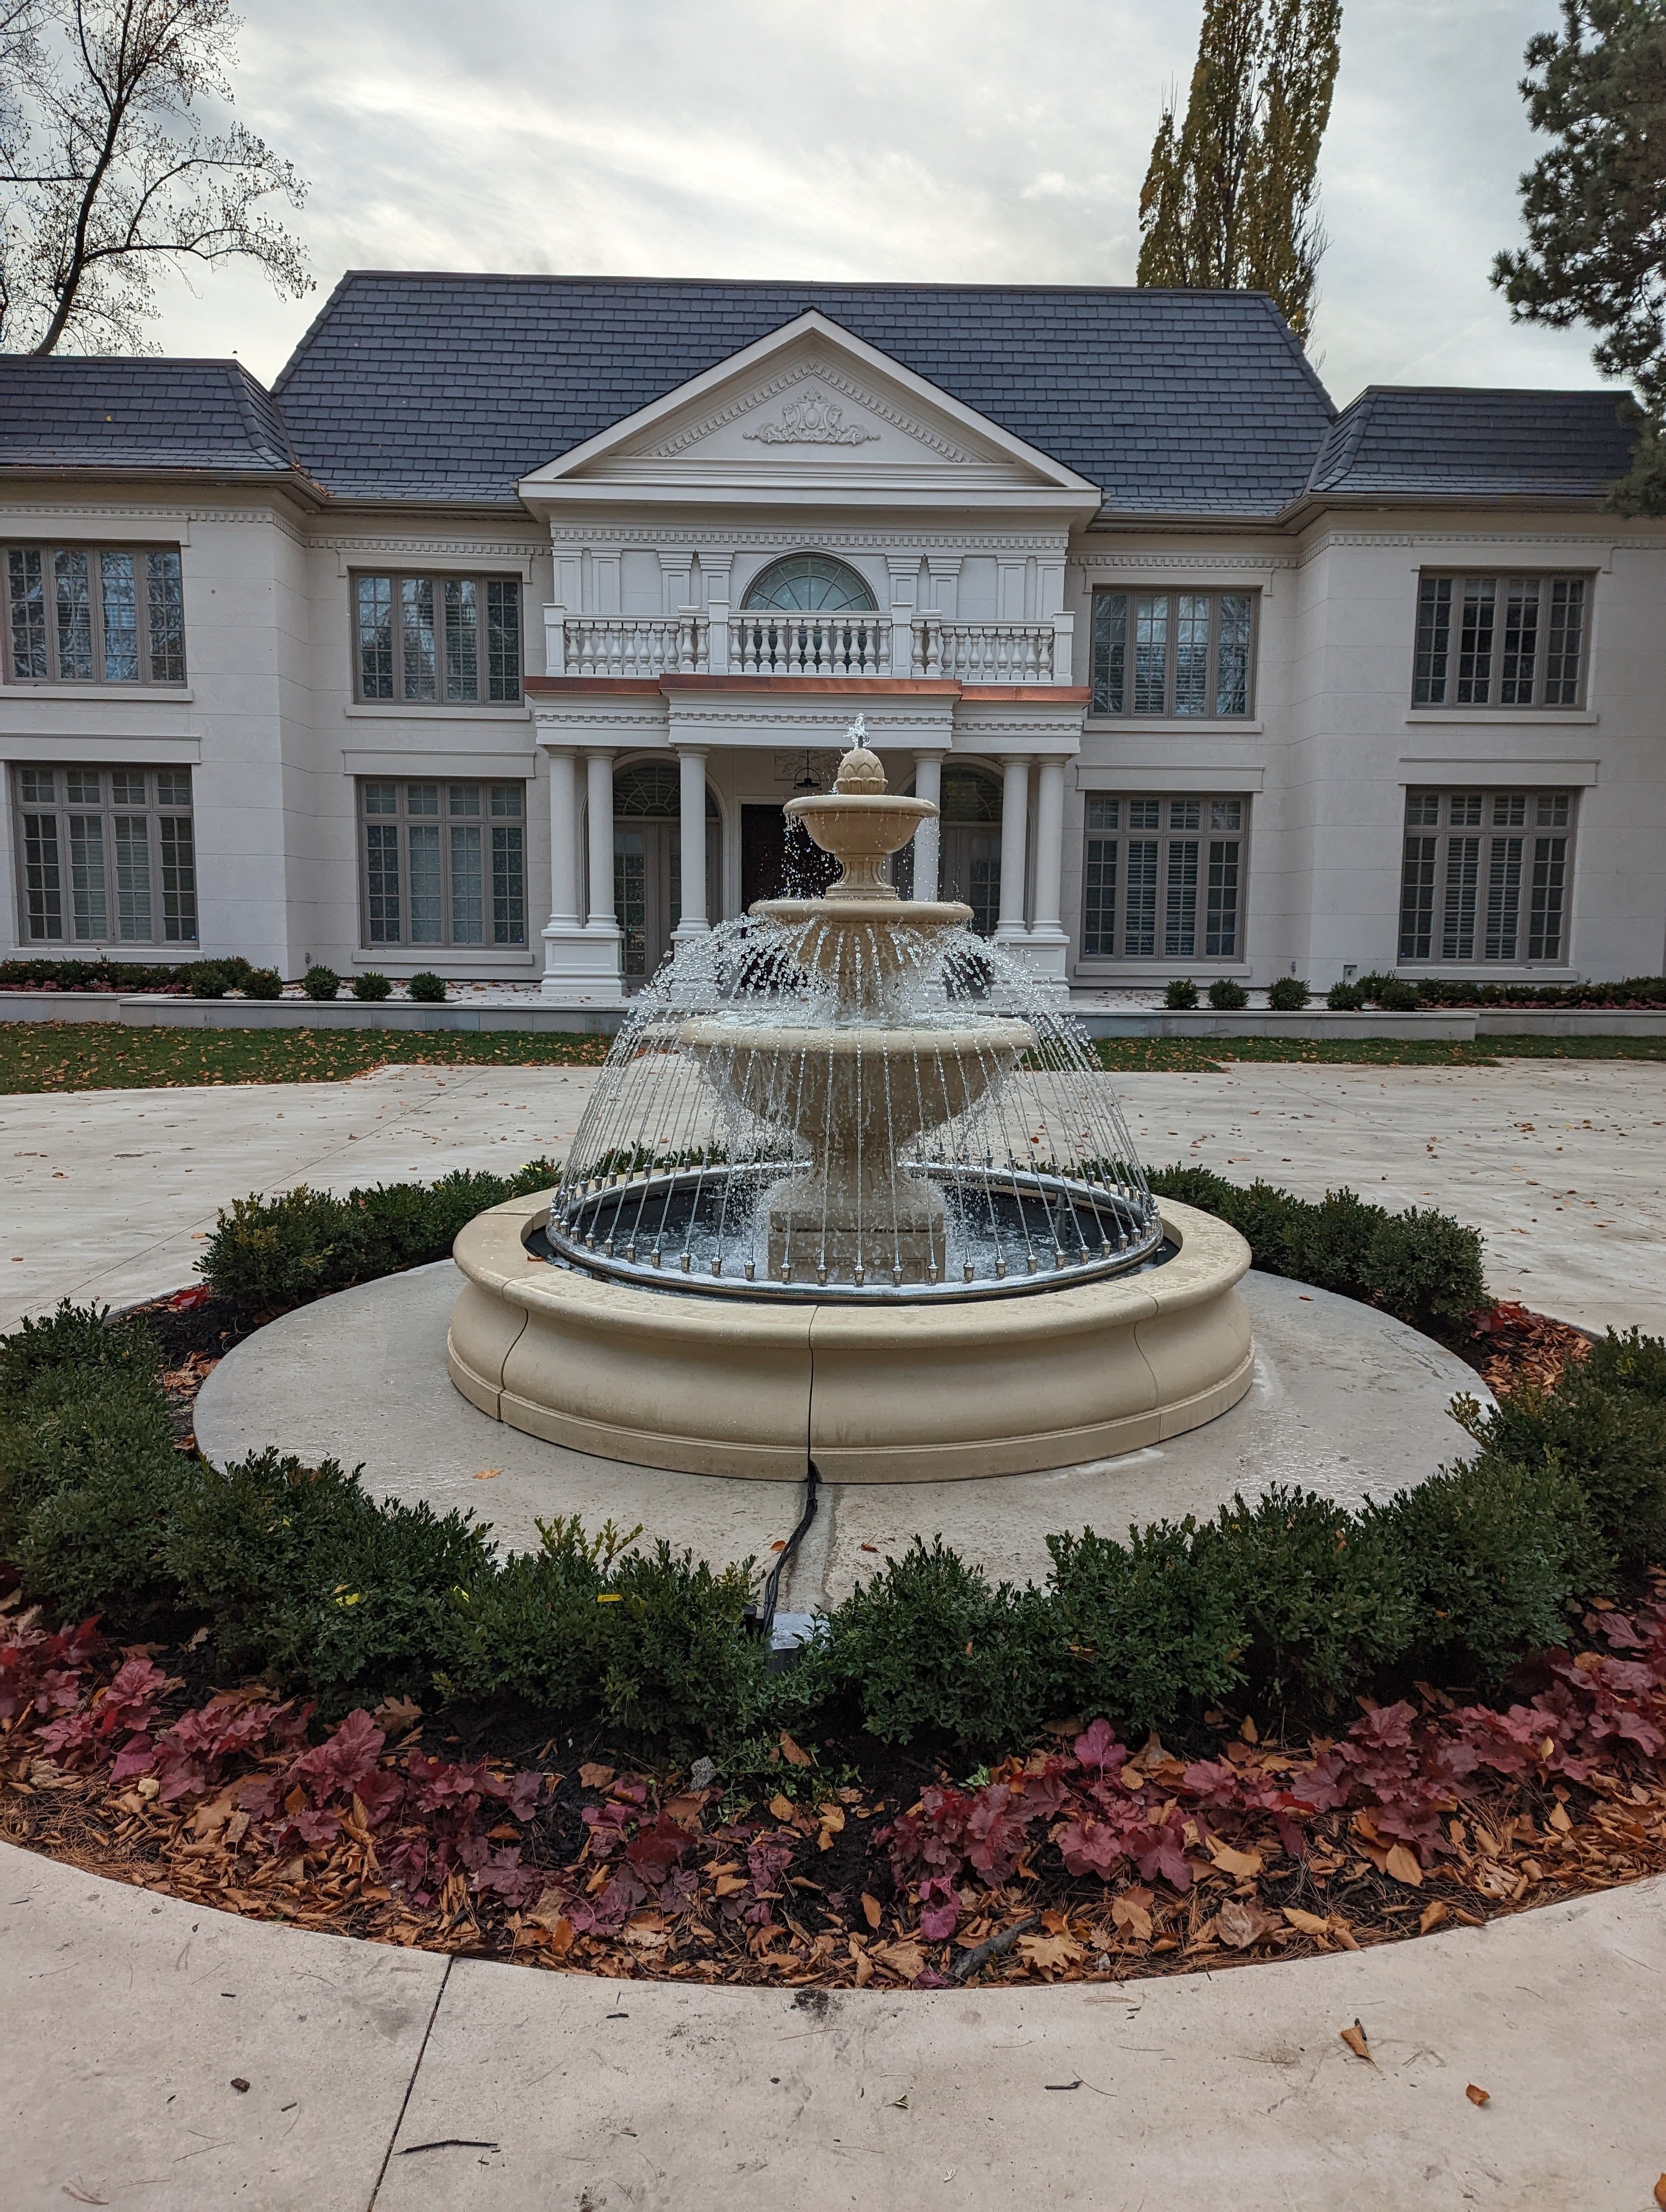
448;728;1253;1480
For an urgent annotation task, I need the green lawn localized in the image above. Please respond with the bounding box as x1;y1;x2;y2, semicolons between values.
1094;1033;1666;1073
0;1021;610;1092
2;1018;1664;1094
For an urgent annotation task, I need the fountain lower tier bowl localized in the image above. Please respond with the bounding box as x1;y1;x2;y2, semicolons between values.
448;1193;1254;1482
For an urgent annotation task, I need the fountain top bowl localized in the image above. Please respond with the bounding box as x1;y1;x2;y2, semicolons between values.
781;731;934;903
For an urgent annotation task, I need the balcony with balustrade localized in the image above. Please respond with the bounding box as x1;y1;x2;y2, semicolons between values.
547;608;1072;685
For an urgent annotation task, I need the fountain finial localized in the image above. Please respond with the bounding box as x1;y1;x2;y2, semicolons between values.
833;715;886;795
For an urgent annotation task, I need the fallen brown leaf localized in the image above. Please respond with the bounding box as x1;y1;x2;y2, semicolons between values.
577;1762;614;1789
1208;1841;1264;1880
1654;2177;1666;2211
869;1940;927;1981
473;1467;501;1481
861;1891;883;1930
1340;2020;1374;2064
1215;1899;1281;1950
1017;1932;1084;1973
1283;1906;1331;1937
779;1731;812;1767
1384;1843;1424;1887
1111;1892;1154;1941
768;1793;797;1824
1465;2084;1490;2107
1419;1901;1449;1935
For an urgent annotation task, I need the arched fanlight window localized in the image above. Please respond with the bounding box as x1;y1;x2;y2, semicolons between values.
742;554;876;613
939;767;1003;822
612;758;719;819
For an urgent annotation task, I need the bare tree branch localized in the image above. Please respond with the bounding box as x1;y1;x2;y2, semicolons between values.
1;0;310;353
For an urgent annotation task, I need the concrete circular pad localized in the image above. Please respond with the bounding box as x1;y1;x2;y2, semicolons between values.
194;1261;1485;1605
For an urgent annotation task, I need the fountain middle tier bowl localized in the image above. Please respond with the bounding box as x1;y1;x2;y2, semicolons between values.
747;898;973;1007
675;1014;1036;1153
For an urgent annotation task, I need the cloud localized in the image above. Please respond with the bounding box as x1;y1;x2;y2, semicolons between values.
136;0;1610;410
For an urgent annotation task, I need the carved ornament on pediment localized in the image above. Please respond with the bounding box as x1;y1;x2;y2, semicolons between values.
643;359;978;464
742;386;877;447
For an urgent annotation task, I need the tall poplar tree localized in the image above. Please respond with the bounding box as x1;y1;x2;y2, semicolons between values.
1137;0;1342;346
1491;0;1666;512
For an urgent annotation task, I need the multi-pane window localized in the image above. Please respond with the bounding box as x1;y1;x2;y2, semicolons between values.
1090;590;1254;717
357;779;527;947
353;574;522;704
1081;795;1246;960
1412;574;1587;708
11;764;195;944
4;546;185;685
1398;789;1575;965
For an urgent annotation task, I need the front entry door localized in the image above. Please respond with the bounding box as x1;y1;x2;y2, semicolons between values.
741;803;838;908
614;821;678;984
940;826;1002;936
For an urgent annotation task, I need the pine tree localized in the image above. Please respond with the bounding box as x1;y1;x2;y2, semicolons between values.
1491;0;1666;512
1136;0;1342;345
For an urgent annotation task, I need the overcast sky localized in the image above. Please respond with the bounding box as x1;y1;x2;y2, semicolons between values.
140;0;1613;411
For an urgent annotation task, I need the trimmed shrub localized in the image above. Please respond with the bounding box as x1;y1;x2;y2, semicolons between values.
1207;978;1249;1010
198;1162;561;1311
1164;978;1199;1009
187;962;231;999
352;971;393;1001
408;971;447;1003
1462;1333;1666;1568
166;1450;494;1701
1373;1452;1606;1678
1048;1518;1245;1733
1267;976;1310;1011
1374;979;1421;1012
242;968;284;1000
1327;981;1364;1011
1201;1486;1414;1702
1144;1166;1485;1344
800;1539;1063;1748
303;964;340;1001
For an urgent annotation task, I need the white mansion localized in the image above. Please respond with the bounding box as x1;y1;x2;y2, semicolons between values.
0;276;1657;1005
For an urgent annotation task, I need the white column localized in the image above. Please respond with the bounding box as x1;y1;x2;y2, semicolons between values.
1033;758;1065;932
545;747;580;935
540;742;624;1006
995;755;1031;943
673;745;709;939
912;750;945;902
584;749;619;933
1025;755;1071;1000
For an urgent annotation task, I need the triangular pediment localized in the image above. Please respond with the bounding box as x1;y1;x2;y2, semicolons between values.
518;311;1100;514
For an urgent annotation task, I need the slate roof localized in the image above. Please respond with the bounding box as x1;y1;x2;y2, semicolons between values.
0;357;300;476
1306;386;1637;500
268;274;1337;515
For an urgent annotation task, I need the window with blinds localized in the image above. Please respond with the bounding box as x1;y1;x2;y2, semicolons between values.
1412;575;1587;708
1398;789;1575;964
1081;794;1246;960
357;779;527;948
1089;590;1255;717
11;764;195;944
352;574;523;704
4;546;185;685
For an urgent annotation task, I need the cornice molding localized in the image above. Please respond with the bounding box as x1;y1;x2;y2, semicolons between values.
541;524;1069;554
1073;550;1296;572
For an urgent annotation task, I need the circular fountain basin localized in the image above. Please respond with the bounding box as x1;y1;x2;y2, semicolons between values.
447;1191;1253;1483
